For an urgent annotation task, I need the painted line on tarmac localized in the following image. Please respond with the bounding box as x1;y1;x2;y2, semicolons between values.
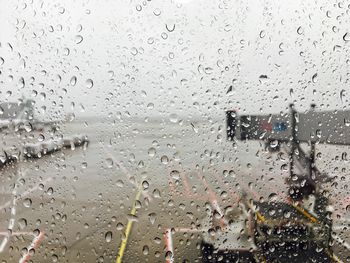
333;233;350;251
163;227;207;263
0;167;27;253
167;173;176;197
180;170;192;197
0;190;17;253
240;184;259;200
166;166;186;198
167;162;239;202
173;227;204;233
164;228;174;263
181;168;207;199
0;166;49;255
325;248;343;263
181;170;211;200
19;230;45;263
115;183;143;263
104;146;156;262
196;171;228;228
211;168;240;203
0;232;34;236
117;160;153;202
167;168;207;201
0;177;53;211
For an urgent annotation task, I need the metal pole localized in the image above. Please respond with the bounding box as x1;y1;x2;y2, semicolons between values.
309;104;316;178
289;104;297;179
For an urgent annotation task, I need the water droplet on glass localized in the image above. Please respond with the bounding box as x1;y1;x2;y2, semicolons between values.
130;47;138;56
106;158;113;168
23;198;32;208
297;26;303;35
23;122;32;132
269;140;279;149
142;180;149;190
55;74;62;83
268;208;276;216
18;218;27;229
147;37;154;45
290;88;294;96
344;118;350;127
116;223;124;230
153;189;161;198
63;47;70;56
284;211;291;219
161;155;169;164
268;193;278;202
18;77;25;89
75;24;83;32
259;30;265;38
165;251;173;260
148;213;156;224
105;231;112;242
346;205;350;212
153;8;161;16
148;147;156;157
86;79;93;89
343;33;350;42
312;73;318;83
127;214;139;222
166;23;175;32
58;7;65;14
116;180;124;187
47;187;54;195
143;245;149;255
170;170;180;180
75;35;83;44
70;76;77;86
340;89;345;102
169;113;178;123
316;129;322;138
204;67;213;74
191;123;198;133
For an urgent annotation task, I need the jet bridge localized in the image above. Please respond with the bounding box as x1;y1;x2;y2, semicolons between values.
226;105;350;145
200;105;345;263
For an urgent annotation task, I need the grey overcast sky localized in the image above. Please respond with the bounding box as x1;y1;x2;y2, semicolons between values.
1;0;350;121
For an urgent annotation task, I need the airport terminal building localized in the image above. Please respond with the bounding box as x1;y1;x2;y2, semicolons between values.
0;99;34;120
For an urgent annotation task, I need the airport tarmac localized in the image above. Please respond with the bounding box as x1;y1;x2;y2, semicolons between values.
0;119;349;263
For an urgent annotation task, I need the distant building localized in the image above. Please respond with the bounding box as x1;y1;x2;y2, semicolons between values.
0;99;35;120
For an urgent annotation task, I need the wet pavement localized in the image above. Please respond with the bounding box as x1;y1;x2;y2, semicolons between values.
0;119;349;262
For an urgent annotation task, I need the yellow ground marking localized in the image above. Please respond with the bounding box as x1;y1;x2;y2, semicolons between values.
258;254;267;263
115;183;143;263
325;249;343;263
291;203;319;224
256;211;265;223
247;203;265;223
254;201;342;263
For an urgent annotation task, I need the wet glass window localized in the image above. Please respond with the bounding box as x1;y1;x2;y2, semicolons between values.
0;0;349;262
